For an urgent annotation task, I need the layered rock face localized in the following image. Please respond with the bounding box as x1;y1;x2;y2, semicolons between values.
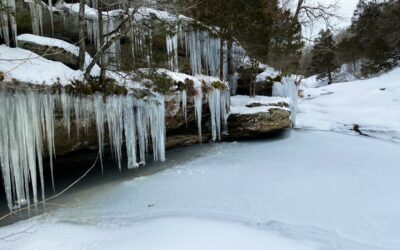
5;40;293;156
50;91;292;157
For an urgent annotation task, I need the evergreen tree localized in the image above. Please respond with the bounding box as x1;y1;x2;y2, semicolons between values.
339;0;400;76
351;0;367;24
182;0;278;61
308;29;338;84
268;10;304;75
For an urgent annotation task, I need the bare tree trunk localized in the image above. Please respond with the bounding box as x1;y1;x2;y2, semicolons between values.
98;0;106;84
78;0;86;71
328;69;332;84
220;39;224;80
227;38;233;93
293;0;305;21
84;34;124;83
249;59;256;97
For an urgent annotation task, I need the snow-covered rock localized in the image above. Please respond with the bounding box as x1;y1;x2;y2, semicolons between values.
227;96;292;138
0;45;82;85
17;34;101;75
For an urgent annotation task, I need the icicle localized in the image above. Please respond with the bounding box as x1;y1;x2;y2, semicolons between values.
74;97;81;139
81;96;93;136
187;30;202;75
182;90;187;124
0;9;10;46
187;30;221;77
205;87;231;141
0;90;47;210
42;93;56;192
0;0;18;46
106;95;124;171
148;95;166;162
48;0;54;36
124;96;138;169
28;1;43;35
208;36;221;77
94;94;105;170
194;88;203;142
220;89;230;134
0;91;13;210
166;33;179;72
207;88;222;141
229;73;238;96
135;100;147;164
60;89;71;139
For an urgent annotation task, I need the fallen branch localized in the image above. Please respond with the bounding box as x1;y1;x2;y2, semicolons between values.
0;224;36;241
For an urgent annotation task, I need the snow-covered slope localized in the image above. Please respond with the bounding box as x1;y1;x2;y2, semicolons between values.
297;68;400;142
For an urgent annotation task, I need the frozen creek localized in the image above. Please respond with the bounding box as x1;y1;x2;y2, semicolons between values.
0;131;399;250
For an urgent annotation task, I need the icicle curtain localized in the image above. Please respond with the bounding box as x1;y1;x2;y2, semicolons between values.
0;0;18;46
0;89;166;211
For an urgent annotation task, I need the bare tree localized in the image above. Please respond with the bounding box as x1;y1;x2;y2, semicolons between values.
291;0;340;29
78;0;86;71
80;0;183;84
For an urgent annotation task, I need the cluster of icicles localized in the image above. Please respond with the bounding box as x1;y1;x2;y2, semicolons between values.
0;0;55;45
1;0;245;94
0;0;18;46
272;79;298;125
0;89;165;211
182;87;231;142
167;30;245;95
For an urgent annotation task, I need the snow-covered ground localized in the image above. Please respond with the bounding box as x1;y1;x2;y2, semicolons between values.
1;131;399;250
297;68;400;142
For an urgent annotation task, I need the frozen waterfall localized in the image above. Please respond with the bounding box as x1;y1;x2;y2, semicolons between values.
272;79;298;125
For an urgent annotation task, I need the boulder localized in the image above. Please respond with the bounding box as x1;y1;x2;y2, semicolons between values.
226;108;291;139
18;41;79;69
225;95;292;140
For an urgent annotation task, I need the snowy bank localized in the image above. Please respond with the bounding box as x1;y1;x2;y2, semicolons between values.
297;68;400;142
